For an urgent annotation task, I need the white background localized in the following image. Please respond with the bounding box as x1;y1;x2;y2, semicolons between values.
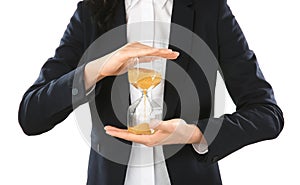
0;0;299;184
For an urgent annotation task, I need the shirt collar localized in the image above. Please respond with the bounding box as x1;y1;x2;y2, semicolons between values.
126;0;170;9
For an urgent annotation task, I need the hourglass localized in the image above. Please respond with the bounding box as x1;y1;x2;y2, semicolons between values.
127;56;164;135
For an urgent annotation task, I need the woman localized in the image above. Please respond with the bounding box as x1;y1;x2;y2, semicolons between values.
18;0;284;184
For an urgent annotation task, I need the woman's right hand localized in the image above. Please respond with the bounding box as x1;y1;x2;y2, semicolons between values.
84;42;179;90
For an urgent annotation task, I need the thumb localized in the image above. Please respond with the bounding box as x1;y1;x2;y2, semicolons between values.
153;120;177;133
149;119;162;129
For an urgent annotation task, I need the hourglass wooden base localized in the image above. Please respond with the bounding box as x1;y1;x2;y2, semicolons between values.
128;123;152;135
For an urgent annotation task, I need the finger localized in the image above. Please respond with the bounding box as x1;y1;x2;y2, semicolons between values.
129;42;171;52
106;130;152;144
136;56;160;63
131;48;179;60
106;128;176;146
128;42;161;50
149;48;179;58
104;126;128;133
130;43;155;50
158;52;180;60
125;42;180;59
151;50;180;60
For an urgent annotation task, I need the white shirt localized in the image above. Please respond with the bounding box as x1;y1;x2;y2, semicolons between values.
124;0;208;185
125;1;171;184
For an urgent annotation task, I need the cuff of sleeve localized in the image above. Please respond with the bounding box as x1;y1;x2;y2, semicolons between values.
189;119;212;163
192;142;208;155
71;64;89;108
193;117;226;164
86;85;96;96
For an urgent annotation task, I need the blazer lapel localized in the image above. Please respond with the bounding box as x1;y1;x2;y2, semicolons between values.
164;0;195;120
171;0;194;33
110;0;131;114
112;0;127;29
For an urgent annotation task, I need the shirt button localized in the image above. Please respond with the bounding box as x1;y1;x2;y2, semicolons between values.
72;88;79;96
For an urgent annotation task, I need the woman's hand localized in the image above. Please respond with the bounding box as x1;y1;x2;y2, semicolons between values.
104;119;204;147
84;42;179;90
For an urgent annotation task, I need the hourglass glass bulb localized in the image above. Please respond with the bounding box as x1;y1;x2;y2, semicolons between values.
127;56;164;135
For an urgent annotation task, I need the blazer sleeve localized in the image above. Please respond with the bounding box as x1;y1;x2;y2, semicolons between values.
18;2;88;135
194;0;284;163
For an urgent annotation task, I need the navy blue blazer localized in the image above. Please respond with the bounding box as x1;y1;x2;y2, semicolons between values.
18;0;284;184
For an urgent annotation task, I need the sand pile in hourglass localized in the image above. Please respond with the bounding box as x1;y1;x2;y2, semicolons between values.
127;68;162;135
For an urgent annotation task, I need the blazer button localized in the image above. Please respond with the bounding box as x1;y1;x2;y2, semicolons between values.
72;88;79;96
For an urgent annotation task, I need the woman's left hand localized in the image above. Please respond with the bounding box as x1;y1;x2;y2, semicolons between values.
104;119;203;147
